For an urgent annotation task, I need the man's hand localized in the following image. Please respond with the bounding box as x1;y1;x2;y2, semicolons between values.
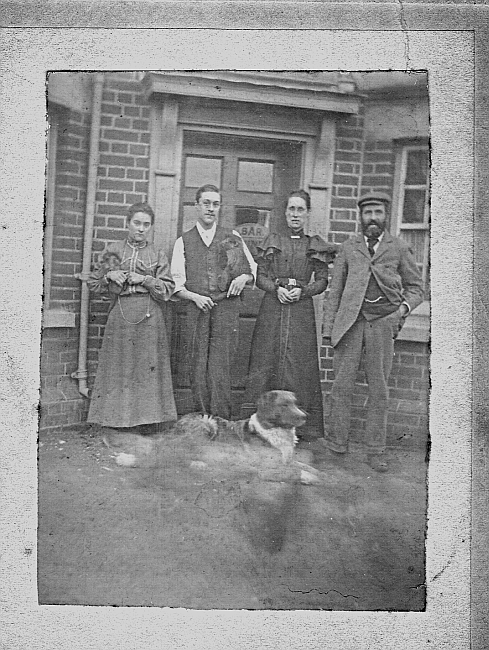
276;287;294;304
288;287;302;302
192;294;216;312
398;303;409;318
393;304;409;338
127;272;146;285
227;273;252;298
107;270;127;287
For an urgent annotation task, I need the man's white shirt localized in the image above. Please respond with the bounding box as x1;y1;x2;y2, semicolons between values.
364;230;384;254
171;221;257;293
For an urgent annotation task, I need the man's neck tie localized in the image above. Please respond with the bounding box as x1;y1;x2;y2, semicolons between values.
367;237;378;257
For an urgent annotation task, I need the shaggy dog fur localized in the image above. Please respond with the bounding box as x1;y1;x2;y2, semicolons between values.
171;391;320;484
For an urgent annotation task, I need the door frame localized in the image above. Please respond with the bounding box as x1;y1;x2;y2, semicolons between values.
148;97;337;257
148;98;337;357
171;123;317;245
148;105;322;254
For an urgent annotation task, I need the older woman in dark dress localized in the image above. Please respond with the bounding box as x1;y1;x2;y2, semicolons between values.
87;202;176;433
243;190;337;439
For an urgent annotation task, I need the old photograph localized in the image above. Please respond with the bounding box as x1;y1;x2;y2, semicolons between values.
39;70;430;610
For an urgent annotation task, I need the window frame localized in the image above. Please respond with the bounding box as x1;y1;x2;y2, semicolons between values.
392;138;430;290
391;137;430;342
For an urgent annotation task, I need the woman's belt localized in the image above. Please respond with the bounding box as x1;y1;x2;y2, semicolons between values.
274;277;305;290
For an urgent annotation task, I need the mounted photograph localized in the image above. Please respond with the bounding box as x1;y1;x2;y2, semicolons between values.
39;70;430;610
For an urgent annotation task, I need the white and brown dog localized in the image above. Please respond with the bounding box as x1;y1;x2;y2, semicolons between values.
105;391;320;483
172;391;320;484
248;390;306;463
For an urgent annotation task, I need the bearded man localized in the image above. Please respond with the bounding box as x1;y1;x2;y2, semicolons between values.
322;192;424;472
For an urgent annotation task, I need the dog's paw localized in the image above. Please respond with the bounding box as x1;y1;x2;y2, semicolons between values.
190;460;207;470
115;452;138;467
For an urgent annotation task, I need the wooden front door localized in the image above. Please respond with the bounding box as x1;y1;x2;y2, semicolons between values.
171;130;302;415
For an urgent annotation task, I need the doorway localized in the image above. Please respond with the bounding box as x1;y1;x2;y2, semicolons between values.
171;130;303;415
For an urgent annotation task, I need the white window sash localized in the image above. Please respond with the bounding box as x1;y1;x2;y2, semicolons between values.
393;143;430;291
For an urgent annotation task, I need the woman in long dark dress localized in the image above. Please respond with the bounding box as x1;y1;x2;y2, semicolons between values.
87;202;177;433
243;190;337;439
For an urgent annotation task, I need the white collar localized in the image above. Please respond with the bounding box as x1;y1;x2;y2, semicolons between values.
196;221;217;244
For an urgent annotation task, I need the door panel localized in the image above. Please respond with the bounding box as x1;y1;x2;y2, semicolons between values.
171;131;302;415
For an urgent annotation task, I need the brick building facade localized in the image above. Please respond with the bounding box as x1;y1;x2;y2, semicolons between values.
41;71;430;450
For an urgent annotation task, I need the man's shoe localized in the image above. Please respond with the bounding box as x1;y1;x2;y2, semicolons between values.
367;455;388;473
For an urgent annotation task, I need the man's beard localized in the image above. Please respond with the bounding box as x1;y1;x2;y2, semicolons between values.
362;221;385;239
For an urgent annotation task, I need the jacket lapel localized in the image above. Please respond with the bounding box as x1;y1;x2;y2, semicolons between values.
372;231;394;260
353;234;371;260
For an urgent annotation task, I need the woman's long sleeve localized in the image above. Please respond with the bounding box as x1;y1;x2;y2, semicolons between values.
141;249;175;303
256;256;278;294
87;243;118;296
300;261;329;299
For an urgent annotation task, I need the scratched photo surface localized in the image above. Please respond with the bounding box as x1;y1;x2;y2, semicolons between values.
38;70;430;610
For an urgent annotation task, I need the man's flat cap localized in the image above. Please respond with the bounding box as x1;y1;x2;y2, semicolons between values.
357;191;391;208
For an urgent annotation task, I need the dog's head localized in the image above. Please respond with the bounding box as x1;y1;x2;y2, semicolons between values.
255;391;306;430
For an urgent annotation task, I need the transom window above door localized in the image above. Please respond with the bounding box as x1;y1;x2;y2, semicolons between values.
178;131;302;237
184;155;222;189
237;160;274;194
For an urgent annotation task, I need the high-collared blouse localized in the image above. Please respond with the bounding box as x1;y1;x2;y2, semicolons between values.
87;239;175;304
255;230;338;299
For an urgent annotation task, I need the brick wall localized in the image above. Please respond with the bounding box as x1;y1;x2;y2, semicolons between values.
40;74;429;449
87;76;151;383
328;111;364;246
360;139;395;207
320;339;429;450
40;74;153;432
40;105;90;432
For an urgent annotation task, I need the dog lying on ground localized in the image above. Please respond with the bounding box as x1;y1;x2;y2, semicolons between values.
100;391;331;555
171;390;321;485
103;391;321;483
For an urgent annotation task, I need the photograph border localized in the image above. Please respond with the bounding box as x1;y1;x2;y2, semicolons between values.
0;3;487;649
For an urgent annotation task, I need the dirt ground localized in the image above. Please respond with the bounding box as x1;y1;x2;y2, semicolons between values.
38;424;427;610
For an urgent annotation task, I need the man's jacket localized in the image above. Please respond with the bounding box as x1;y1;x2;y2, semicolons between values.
323;231;424;347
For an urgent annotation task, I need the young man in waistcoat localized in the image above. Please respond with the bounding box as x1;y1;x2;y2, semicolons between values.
171;184;256;419
322;192;424;472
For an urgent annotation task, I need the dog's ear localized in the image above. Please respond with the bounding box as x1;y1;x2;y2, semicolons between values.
257;390;279;412
255;391;273;425
258;391;286;427
279;390;296;405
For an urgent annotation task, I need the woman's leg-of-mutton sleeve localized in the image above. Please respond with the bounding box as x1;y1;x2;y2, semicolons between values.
300;260;329;299
300;236;338;299
141;248;176;303
86;243;120;296
255;255;278;294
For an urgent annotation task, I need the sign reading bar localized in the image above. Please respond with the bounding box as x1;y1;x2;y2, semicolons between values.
234;223;269;243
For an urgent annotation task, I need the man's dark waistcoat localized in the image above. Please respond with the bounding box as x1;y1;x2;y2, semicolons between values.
182;225;234;297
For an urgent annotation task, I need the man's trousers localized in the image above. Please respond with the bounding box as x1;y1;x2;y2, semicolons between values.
325;310;401;455
185;298;239;419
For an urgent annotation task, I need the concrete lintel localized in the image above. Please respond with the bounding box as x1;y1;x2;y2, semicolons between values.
143;72;361;114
